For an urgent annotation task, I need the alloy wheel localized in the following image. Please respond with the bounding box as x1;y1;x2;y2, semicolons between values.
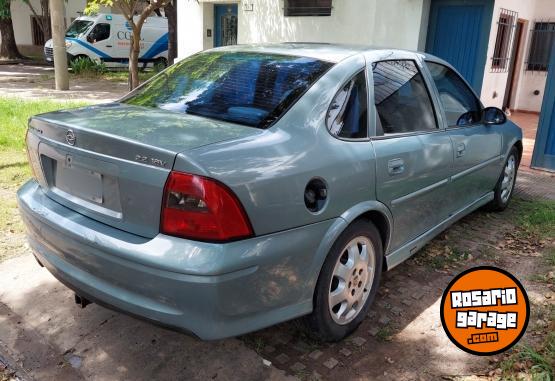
328;236;375;325
500;154;516;203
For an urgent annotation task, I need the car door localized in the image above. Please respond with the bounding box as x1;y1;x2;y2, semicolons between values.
423;61;502;213
370;58;454;251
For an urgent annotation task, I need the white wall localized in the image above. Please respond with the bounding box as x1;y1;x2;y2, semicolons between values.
480;0;554;112
11;0;89;46
177;0;428;60
238;0;426;49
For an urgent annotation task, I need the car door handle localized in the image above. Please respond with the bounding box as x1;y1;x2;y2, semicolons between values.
106;45;113;48
456;143;466;157
387;158;405;175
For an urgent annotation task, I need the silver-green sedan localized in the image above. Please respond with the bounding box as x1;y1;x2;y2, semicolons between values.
17;44;522;341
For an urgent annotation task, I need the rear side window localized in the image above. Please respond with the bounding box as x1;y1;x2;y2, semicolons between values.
327;71;368;139
372;60;437;134
123;52;333;128
425;61;482;127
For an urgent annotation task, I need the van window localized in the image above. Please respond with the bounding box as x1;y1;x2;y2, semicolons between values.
122;51;333;128
88;23;110;43
327;71;368;139
65;20;93;38
372;60;437;134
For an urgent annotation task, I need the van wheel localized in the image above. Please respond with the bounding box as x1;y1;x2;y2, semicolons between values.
305;220;383;341
154;57;168;69
485;146;519;212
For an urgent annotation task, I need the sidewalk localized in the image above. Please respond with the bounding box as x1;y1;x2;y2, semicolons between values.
0;64;127;103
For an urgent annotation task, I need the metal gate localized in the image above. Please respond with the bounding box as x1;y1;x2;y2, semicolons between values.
214;4;238;48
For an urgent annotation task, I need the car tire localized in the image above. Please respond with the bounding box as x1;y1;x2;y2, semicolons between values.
305;220;383;341
485;146;519;212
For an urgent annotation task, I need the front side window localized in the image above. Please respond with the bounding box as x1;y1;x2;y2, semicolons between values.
123;52;333;128
327;71;368;139
88;23;110;43
65;20;93;38
372;60;437;134
425;61;482;127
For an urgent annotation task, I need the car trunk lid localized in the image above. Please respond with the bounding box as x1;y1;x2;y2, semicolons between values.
27;103;260;238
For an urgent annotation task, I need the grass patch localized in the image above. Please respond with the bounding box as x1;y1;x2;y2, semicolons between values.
513;198;555;240
99;69;159;83
0;97;91;262
0;97;89;150
376;325;393;342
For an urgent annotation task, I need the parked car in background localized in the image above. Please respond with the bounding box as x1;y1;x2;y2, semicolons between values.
18;44;522;341
44;13;168;68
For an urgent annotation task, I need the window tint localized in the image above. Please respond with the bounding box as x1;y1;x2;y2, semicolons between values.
123;52;333;128
372;60;437;134
327;71;368;139
89;23;110;43
425;62;482;127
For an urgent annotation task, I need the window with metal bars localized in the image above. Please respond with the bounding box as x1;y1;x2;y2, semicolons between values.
284;0;332;16
491;9;517;72
527;21;555;72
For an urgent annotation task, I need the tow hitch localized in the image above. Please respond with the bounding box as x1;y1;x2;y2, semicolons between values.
74;294;92;309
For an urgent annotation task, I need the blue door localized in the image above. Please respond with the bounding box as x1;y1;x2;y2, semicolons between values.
426;0;494;93
531;45;555;171
214;4;238;48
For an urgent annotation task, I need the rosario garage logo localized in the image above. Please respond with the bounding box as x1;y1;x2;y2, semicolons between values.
440;266;529;355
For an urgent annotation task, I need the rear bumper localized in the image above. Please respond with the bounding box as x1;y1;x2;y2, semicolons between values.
17;180;336;340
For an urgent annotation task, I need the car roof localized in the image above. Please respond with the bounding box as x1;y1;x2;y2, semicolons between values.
209;42;449;65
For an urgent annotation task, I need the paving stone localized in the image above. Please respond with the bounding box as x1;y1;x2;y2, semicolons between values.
391;306;403;316
323;357;339;370
368;327;380;336
308;350;324;360
401;299;412;306
292;340;311;353
378;315;390;325
290;362;306;372
311;371;323;380
351;336;367;347
339;348;352;357
264;345;276;354
411;290;425;300
275;353;289;364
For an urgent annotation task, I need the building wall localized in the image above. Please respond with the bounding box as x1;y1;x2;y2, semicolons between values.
178;0;429;60
11;0;88;47
480;0;554;112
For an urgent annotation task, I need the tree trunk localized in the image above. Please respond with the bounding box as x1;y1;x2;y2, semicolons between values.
0;13;23;60
129;29;141;90
40;0;51;41
165;1;177;65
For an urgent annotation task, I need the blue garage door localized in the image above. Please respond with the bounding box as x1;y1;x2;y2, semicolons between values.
532;45;555;171
426;0;494;93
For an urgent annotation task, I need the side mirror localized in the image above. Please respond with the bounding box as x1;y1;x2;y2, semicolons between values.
483;107;507;125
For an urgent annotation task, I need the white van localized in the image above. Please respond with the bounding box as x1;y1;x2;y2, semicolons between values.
44;13;168;68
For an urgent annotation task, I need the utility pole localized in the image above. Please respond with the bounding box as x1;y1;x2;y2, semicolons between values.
49;0;69;90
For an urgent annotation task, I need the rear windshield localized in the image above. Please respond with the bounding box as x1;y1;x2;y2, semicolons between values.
122;51;333;128
66;20;94;38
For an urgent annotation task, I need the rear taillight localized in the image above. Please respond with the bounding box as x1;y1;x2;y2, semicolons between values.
160;171;253;242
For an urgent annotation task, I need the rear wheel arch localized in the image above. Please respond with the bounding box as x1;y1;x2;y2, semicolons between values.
514;140;523;164
355;210;391;258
